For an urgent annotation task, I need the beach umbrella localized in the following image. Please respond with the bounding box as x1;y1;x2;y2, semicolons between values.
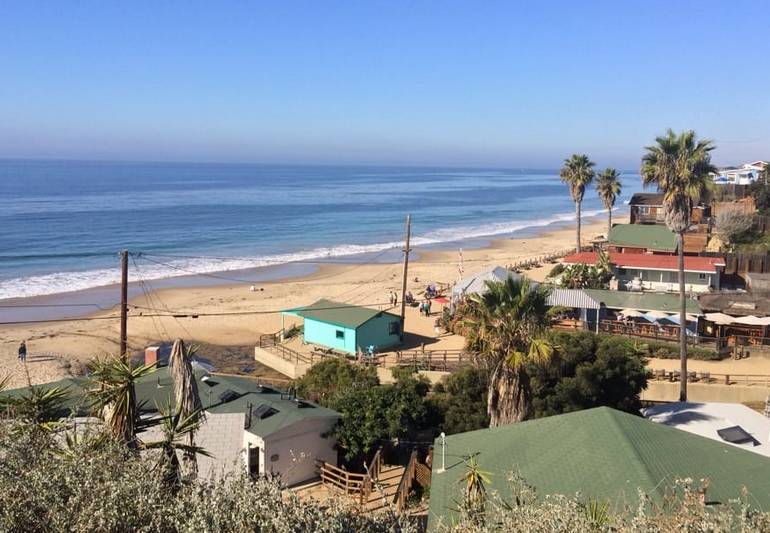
733;315;770;326
645;310;671;320
620;309;643;318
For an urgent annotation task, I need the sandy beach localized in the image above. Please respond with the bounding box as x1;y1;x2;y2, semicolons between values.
2;218;617;388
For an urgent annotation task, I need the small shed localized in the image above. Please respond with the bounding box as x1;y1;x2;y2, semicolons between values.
282;299;402;354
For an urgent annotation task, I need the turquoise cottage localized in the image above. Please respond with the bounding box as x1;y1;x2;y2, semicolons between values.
282;299;402;354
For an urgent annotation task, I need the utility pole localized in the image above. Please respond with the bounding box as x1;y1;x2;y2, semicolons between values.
119;250;128;360
399;214;412;329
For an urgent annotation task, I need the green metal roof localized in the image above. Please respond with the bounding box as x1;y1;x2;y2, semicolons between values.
608;224;678;252
207;391;339;439
283;298;399;329
2;367;339;439
583;289;702;315
428;407;770;530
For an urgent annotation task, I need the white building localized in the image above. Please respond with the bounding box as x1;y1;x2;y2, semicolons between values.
643;402;770;458
563;251;725;293
713;161;767;185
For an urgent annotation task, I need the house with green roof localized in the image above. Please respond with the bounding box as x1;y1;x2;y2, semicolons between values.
1;366;340;487
282;299;402;354
608;224;678;253
428;407;770;530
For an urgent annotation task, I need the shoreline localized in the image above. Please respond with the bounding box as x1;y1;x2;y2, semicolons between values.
0;212;612;323
0;215;618;388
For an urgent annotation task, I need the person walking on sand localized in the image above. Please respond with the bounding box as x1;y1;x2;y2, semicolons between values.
434;317;441;337
18;340;27;362
426;299;432;316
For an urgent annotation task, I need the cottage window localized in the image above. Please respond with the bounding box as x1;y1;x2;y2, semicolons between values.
389;321;400;335
639;206;650;215
248;447;260;477
335;330;345;339
698;273;707;280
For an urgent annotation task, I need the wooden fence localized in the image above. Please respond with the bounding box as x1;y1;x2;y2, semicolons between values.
317;461;367;496
701;251;770;274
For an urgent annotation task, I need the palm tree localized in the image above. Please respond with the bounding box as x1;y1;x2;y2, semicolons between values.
641;129;716;401
595;168;622;235
88;356;156;448
464;276;556;426
168;339;203;479
560;154;596;252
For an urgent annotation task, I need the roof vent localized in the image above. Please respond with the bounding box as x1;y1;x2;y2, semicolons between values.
717;425;757;445
218;389;239;403
252;404;279;419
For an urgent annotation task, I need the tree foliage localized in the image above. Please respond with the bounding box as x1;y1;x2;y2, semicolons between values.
560;154;596;252
714;206;755;250
595;168;622;234
330;368;429;460
431;367;490;434
295;357;379;407
529;332;648;418
0;421;413;533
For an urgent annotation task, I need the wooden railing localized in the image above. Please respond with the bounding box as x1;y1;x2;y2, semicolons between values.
317;461;367;495
360;448;383;505
393;450;417;515
650;370;770;387
415;462;432;488
384;349;474;371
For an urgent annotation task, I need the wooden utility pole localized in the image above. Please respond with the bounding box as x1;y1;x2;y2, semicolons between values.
399;215;412;326
119;250;128;360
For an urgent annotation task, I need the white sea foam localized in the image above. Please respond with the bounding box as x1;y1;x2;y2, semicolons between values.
0;209;604;300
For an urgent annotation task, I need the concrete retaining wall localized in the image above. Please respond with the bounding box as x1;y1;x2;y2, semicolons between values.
643;381;770;403
254;347;310;379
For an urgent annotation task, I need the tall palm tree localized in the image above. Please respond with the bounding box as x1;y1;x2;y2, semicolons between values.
641;129;716;401
560;154;596;252
595;168;622;235
169;339;203;480
464;276;556;426
88;356;156;448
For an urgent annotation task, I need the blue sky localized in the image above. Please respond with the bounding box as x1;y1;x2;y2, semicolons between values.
1;1;768;168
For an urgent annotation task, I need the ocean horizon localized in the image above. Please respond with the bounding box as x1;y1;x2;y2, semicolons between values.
0;159;643;302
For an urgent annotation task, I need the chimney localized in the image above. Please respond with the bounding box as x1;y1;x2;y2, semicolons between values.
145;346;160;366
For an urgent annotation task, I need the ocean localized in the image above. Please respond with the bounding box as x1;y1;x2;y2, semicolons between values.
0;159;642;302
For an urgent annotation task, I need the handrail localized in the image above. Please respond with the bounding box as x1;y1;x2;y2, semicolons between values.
393;450;417;515
359;447;383;505
317;461;367;495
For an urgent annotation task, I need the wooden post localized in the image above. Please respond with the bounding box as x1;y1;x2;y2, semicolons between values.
399;214;412;328
119;250;128;360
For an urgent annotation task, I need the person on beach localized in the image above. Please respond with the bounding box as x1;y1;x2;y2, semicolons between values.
18;340;27;362
427;299;432;316
393;293;397;306
434;318;441;337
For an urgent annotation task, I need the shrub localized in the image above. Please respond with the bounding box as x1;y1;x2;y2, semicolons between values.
547;263;565;278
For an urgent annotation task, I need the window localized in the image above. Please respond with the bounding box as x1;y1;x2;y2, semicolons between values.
698;273;707;280
335;330;344;339
639;206;650;215
248;447;260;477
389;321;401;335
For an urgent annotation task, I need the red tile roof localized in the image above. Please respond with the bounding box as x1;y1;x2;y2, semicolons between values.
562;252;725;273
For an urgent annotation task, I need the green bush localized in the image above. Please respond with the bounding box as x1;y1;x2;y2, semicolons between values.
547;263;565;278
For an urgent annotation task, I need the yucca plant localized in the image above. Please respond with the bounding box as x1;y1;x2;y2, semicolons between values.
88;356;156;448
141;402;210;491
168;339;204;480
457;457;492;526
